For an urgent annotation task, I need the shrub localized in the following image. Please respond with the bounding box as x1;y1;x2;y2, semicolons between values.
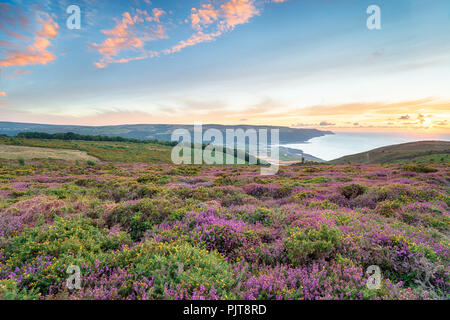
339;184;367;200
307;200;339;210
402;164;438;173
244;207;272;225
6;218;106;264
109;241;236;299
2;217;131;295
375;200;402;217
0;279;40;300
284;224;342;265
244;183;291;199
106;199;179;241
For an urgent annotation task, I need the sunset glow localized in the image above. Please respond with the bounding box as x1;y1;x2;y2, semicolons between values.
0;0;449;133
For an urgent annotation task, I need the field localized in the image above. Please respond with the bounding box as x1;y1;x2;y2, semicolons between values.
0;136;259;165
0;155;448;300
0;145;98;162
0;136;174;163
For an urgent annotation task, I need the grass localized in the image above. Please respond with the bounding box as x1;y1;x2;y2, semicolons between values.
0;136;174;163
0;136;257;164
0;144;98;161
329;141;450;164
393;153;450;163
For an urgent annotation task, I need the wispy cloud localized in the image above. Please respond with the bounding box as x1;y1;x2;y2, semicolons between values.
164;0;259;54
288;99;450;131
94;0;285;67
0;3;31;41
319;121;335;126
92;9;167;68
0;8;59;68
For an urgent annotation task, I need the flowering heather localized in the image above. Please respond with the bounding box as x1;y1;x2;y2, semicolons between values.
0;159;448;300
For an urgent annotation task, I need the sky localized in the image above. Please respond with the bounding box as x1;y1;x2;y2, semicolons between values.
0;0;449;133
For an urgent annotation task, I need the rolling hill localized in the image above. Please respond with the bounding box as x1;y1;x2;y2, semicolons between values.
0;135;261;164
329;141;450;164
0;122;332;144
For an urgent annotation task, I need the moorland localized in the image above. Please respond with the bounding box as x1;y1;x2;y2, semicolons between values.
0;134;448;300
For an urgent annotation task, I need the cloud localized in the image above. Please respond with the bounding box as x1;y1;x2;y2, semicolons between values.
0;11;59;68
434;120;448;126
36;14;59;39
163;30;222;54
191;4;219;31
291;123;316;128
92;9;167;68
2;69;32;80
288;98;450;131
220;0;260;29
0;92;6;97
92;0;288;67
417;113;425;124
0;3;31;41
294;98;439;117
165;0;260;55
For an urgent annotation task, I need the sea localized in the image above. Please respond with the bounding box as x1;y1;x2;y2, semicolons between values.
281;131;450;161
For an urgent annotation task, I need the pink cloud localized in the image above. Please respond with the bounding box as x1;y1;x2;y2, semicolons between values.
0;3;31;41
220;0;260;29
191;4;220;31
93;0;288;67
92;9;167;68
2;69;32;80
164;31;222;54
165;0;260;55
0;92;6;97
36;14;59;39
0;12;59;68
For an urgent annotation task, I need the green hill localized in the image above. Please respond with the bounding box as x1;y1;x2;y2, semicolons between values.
0;135;259;165
0;121;332;144
329;141;450;164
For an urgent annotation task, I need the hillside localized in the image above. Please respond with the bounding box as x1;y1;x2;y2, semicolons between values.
0;157;448;300
0;144;98;162
0;136;173;163
329;141;450;164
0;122;332;144
0;135;261;165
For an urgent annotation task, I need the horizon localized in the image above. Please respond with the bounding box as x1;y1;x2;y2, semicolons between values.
1;0;449;133
1;120;450;138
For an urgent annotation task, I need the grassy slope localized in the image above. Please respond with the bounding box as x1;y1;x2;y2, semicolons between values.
0;136;173;163
0;144;98;161
0;137;255;164
329;141;450;164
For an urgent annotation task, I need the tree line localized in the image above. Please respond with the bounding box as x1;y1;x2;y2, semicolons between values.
15;132;178;146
